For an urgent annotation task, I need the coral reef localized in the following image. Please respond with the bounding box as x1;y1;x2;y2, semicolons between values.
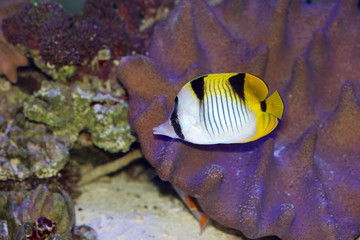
15;216;62;240
0;185;74;240
1;0;175;82
0;79;70;180
2;0;126;69
23;78;135;153
117;0;360;239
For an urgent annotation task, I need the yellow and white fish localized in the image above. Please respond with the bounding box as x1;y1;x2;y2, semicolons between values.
153;73;284;144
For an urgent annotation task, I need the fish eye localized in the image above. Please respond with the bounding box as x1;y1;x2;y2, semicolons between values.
170;118;179;126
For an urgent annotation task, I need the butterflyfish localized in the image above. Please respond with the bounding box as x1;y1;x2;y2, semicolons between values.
153;73;284;144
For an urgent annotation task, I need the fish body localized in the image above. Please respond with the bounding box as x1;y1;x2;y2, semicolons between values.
153;73;284;145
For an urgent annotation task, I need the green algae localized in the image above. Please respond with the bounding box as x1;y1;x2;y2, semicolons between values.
34;60;76;82
23;79;135;153
0;78;70;181
12;45;76;82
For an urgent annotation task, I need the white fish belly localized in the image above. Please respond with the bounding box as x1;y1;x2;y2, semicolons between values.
197;93;257;144
197;111;257;144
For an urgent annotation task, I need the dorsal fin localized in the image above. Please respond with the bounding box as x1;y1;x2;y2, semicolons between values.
187;73;269;103
224;73;269;102
189;75;206;102
243;73;269;102
228;73;246;101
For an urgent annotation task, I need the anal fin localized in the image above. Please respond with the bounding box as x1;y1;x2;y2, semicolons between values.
173;184;210;234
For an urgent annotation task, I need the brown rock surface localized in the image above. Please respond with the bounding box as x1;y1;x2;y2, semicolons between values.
0;0;29;83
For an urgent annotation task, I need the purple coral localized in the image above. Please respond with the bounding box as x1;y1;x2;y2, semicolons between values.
117;0;360;239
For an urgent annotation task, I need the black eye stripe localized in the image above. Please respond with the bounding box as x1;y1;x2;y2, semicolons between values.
170;96;184;140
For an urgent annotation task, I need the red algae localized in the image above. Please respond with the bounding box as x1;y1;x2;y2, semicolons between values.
1;0;175;82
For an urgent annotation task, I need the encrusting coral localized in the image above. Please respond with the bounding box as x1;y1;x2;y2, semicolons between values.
23;78;135;153
0;0;174;181
117;0;360;239
0;79;70;181
2;0;175;82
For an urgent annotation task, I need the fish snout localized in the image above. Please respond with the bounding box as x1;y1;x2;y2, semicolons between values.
153;120;177;138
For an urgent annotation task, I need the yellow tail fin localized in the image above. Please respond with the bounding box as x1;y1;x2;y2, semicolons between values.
263;91;284;119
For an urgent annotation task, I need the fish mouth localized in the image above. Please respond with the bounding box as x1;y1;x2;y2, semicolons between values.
153;122;169;136
152;125;164;135
153;121;177;138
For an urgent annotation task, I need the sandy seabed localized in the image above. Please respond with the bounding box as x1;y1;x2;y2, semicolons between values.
75;165;243;240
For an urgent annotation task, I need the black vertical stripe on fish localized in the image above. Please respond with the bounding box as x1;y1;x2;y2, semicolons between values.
238;99;247;126
206;86;215;136
229;76;246;127
209;79;220;135
213;80;225;134
201;101;211;137
218;83;230;132
223;83;235;131
224;82;239;130
228;73;246;101
191;76;206;102
234;94;243;127
236;101;243;127
243;103;249;124
201;101;209;136
245;102;250;118
228;81;243;129
170;97;184;140
261;100;267;112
